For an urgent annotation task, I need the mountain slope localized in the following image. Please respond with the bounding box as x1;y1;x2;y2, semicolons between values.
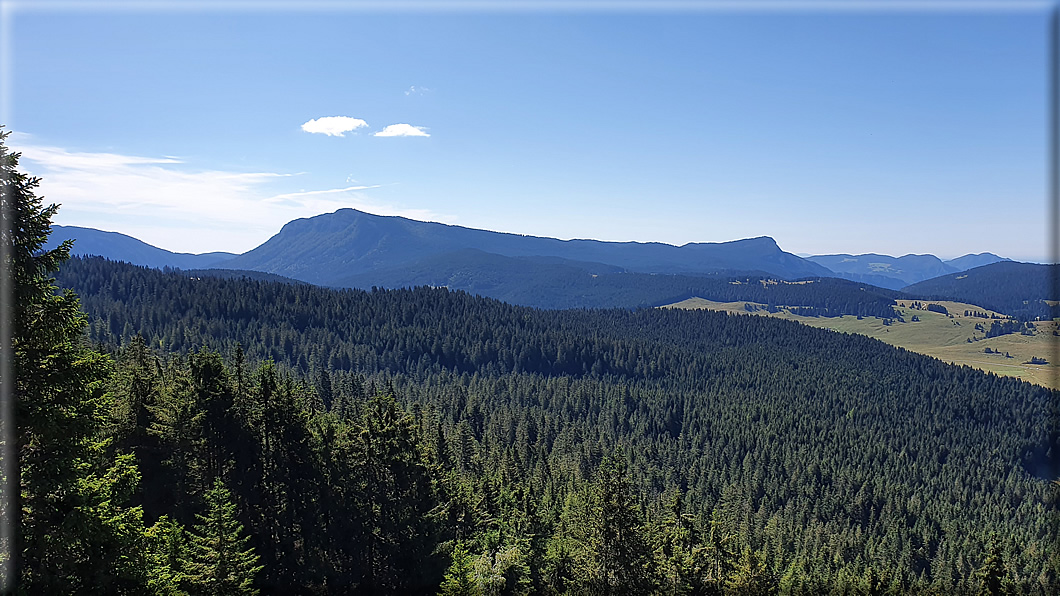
47;225;235;270
331;248;900;313
807;253;958;289
902;261;1057;320
221;208;832;285
944;252;1010;271
809;252;1014;290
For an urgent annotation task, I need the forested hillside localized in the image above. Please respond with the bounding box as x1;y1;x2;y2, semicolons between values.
326;248;903;313
903;262;1057;321
62;255;902;320
42;254;1060;594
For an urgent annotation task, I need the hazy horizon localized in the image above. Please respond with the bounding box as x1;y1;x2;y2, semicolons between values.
50;207;1049;265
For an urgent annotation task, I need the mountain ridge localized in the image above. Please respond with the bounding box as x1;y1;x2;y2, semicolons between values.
807;251;1010;289
221;208;832;284
48;213;1020;312
46;225;236;270
902;261;1057;320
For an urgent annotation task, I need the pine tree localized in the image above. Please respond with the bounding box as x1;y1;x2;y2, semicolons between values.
726;547;776;596
144;515;189;595
184;478;263;596
440;541;480;596
580;452;657;595
975;534;1012;596
2;127;152;593
355;392;441;593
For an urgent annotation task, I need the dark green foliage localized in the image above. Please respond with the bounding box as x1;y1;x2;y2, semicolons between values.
726;547;775;596
181;268;308;285
3;129;159;594
57;256;908;377
975;534;1013;596
59;253;901;317
925;303;948;315
20;215;1058;593
985;320;1034;339
47;254;1060;593
578;454;657;595
354;392;440;593
904;261;1058;320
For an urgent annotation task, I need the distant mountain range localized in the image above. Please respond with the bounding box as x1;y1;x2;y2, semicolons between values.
46;209;1028;311
220;208;832;283
47;225;236;270
806;252;1010;290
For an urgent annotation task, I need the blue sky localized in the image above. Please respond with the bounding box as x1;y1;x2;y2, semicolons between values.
3;2;1051;261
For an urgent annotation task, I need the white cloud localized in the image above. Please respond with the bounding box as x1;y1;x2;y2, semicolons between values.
404;86;431;96
301;116;368;137
17;144;182;169
264;185;382;206
10;138;451;254
374;123;430;138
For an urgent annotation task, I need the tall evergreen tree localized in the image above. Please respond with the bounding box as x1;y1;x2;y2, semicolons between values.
439;541;480;596
726;547;776;596
2;127;152;593
184;478;263;596
975;534;1012;596
581;453;657;595
143;515;189;596
355;392;441;593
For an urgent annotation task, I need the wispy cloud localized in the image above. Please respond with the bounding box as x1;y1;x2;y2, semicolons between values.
404;85;431;96
10;136;450;253
266;185;382;202
264;184;383;207
301;116;368;137
374;123;430;137
18;144;182;169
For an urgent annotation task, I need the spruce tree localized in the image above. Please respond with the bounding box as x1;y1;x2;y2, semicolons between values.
582;453;657;595
354;392;440;593
144;515;189;595
975;534;1011;596
184;478;262;596
726;547;776;596
654;490;702;595
2;127;152;593
439;541;480;596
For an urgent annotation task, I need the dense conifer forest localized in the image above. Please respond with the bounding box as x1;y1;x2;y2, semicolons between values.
29;256;1060;594
313;245;903;313
74;252;906;315
903;262;1058;321
6;131;1059;594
